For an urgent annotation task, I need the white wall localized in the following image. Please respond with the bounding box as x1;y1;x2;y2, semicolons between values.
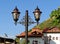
20;33;60;44
44;33;60;44
20;37;44;44
28;38;44;44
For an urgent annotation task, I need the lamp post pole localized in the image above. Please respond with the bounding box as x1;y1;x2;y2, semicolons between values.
11;6;42;44
25;10;28;44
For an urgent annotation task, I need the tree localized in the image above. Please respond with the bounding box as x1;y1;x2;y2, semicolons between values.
50;7;60;23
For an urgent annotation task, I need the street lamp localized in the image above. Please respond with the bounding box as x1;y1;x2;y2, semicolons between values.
11;6;42;44
12;7;20;24
33;6;42;25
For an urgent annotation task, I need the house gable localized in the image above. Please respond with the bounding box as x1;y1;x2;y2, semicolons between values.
16;28;43;38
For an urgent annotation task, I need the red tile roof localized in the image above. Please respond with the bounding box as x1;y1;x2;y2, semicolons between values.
43;27;60;33
16;27;60;38
16;28;43;38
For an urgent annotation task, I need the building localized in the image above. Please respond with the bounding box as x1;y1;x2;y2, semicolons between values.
0;36;15;44
16;27;60;44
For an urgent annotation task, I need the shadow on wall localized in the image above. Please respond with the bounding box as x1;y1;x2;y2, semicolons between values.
43;38;56;44
43;33;56;44
43;35;56;44
50;40;56;44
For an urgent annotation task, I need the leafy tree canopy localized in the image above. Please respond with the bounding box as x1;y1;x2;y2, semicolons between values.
50;7;60;23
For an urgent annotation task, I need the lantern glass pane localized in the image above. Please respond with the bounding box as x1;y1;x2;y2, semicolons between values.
13;13;19;20
35;13;39;19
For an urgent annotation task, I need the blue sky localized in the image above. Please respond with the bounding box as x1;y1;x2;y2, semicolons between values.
0;0;60;38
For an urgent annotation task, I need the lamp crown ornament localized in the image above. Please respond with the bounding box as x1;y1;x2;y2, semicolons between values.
12;6;20;14
35;6;40;10
34;6;42;13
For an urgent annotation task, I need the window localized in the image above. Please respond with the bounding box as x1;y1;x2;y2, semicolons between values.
56;37;58;40
32;40;38;44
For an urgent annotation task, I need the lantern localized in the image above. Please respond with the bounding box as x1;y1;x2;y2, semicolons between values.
33;6;42;23
12;6;20;23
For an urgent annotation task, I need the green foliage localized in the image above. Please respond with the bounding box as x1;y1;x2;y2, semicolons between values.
28;29;32;32
50;8;60;23
22;39;25;44
15;37;20;44
20;38;30;44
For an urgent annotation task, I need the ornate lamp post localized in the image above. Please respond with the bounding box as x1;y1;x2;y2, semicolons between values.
11;6;42;44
